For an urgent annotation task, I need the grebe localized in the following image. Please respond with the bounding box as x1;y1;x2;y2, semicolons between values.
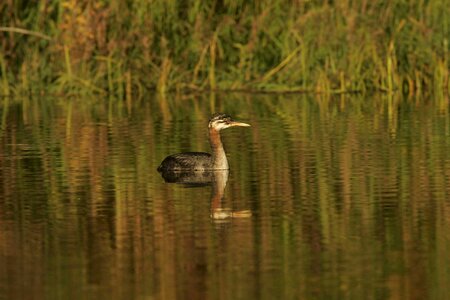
157;113;250;171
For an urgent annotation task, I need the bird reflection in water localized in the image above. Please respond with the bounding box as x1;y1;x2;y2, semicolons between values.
159;169;251;221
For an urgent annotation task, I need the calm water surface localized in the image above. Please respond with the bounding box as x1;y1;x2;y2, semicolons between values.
1;94;450;299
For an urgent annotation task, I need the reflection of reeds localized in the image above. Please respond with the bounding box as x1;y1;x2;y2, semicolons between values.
0;1;448;96
1;93;450;298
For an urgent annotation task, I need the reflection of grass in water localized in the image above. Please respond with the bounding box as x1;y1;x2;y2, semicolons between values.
0;1;449;96
2;93;450;298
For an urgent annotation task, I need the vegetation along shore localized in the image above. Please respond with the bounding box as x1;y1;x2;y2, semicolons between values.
0;0;448;97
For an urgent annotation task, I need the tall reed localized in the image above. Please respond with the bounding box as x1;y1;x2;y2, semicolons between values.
0;0;448;96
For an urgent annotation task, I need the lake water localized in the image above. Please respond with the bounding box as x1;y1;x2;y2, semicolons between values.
1;93;450;299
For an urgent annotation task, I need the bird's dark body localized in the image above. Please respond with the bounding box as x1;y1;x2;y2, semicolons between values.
157;152;213;172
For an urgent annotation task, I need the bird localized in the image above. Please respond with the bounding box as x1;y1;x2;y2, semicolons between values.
157;113;250;172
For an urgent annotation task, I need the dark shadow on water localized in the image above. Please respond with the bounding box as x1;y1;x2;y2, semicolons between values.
159;169;251;221
159;169;216;186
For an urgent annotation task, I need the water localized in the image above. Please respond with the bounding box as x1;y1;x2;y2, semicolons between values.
1;94;450;299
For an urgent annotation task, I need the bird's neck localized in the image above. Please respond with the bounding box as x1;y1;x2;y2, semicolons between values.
209;128;229;170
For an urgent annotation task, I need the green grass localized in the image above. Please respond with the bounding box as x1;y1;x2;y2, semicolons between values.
0;0;449;97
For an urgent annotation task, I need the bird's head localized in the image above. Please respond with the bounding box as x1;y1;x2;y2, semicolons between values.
208;113;251;131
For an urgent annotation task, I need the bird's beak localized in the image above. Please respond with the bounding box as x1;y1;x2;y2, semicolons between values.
229;121;251;127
